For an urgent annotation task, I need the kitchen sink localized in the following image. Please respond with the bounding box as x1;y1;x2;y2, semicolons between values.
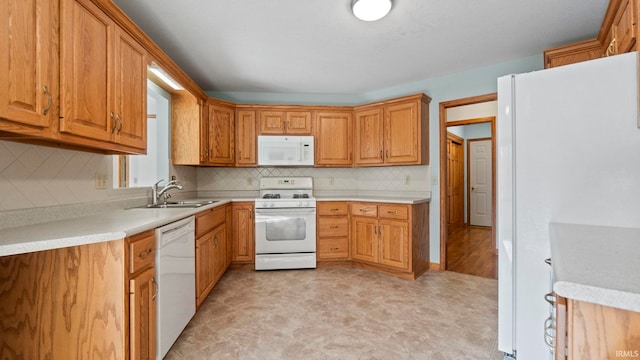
130;200;218;209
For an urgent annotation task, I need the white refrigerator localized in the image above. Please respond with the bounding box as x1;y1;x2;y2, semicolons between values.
496;52;640;359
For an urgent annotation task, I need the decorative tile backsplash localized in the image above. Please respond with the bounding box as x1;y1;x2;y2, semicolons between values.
0;140;430;212
198;165;431;192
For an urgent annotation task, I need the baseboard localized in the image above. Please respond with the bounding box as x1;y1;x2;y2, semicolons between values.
429;262;441;271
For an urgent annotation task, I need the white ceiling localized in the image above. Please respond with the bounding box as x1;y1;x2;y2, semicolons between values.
112;0;608;95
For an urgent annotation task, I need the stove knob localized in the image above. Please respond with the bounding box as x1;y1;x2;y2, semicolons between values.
303;201;309;207
269;202;275;207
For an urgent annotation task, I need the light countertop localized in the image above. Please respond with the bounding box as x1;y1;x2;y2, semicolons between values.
0;193;430;257
550;222;640;313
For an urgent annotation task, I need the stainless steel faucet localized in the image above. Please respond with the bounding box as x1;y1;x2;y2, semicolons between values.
152;179;184;205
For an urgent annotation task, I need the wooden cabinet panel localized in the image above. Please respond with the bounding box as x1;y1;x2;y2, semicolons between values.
378;204;409;220
379;220;409;270
259;110;312;134
211;224;226;283
318;216;349;237
318;202;349;216
207;103;235;165
354;108;384;165
351;217;378;263
613;0;637;54
314;111;353;166
236;110;257;166
59;0;113;142
128;230;155;273
195;231;214;307
285;111;312;134
225;205;233;268
196;206;225;237
113;28;147;149
350;203;378;217
129;267;157;360
0;0;57;133
544;39;603;68
317;238;349;260
232;202;255;263
385;101;419;164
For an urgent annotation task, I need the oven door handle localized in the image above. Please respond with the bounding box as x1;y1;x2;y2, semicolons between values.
255;208;316;215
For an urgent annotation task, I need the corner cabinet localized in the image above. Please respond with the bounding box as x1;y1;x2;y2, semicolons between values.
314;111;353;167
354;94;430;166
59;0;147;153
0;0;58;138
349;202;429;279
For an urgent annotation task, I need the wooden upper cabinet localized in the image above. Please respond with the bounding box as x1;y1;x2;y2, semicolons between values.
113;28;147;149
259;109;312;134
544;40;603;68
354;94;429;166
0;0;58;135
59;0;147;153
612;0;637;54
354;108;384;165
314;111;353;167
236;109;257;166
206;101;235;165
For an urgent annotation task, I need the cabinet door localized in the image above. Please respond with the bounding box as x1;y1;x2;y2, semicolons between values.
0;0;57;131
351;217;378;263
113;28;146;149
384;101;419;164
232;203;255;263
259;111;285;134
207;104;235;165
130;267;157;360
225;205;233;268
195;234;213;307
354;108;384;165
285;111;312;134
379;220;409;270
212;225;227;284
59;0;113;142
236;110;257;166
613;0;637;54
315;111;353;166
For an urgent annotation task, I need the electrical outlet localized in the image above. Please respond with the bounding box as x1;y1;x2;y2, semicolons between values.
329;177;335;186
95;173;107;189
404;175;410;185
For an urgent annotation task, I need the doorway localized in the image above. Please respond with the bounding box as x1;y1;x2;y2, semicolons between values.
439;94;497;279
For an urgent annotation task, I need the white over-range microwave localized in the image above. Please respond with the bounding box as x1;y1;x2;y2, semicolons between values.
257;135;314;166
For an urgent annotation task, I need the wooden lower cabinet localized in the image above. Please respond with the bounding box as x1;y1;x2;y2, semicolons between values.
555;295;640;359
232;202;255;263
0;235;158;359
195;205;229;308
317;202;350;260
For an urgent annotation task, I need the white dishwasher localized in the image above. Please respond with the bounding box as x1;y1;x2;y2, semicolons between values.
155;216;196;359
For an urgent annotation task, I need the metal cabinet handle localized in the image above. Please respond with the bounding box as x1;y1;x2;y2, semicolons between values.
380;150;383;159
387;211;398;215
239;150;242;159
330;225;339;229
138;248;152;258
605;38;616;57
110;112;117;133
116;114;123;134
385;150;389;159
214;235;219;247
330;208;340;211
359;208;369;212
42;85;52;115
329;247;339;251
152;277;159;301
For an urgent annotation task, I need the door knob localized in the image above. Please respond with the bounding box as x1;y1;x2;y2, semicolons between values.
471;186;477;191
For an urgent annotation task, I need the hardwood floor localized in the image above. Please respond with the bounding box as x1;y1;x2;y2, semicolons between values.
446;225;497;279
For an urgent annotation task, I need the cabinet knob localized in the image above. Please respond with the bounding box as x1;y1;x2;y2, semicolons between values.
138;248;152;258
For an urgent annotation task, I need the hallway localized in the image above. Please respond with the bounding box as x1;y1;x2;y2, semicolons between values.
446;226;497;279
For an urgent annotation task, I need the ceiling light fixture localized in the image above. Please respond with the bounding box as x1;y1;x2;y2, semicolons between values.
352;0;392;21
148;66;184;90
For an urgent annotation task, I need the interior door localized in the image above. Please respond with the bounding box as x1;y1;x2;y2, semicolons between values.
469;139;492;226
447;132;464;229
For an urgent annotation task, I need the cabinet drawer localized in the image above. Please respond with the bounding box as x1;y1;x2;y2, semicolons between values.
318;238;349;260
128;230;155;274
196;206;225;237
318;217;349;237
350;203;377;217
378;204;409;220
317;202;348;216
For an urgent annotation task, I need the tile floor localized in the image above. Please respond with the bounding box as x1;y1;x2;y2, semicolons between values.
165;267;504;360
